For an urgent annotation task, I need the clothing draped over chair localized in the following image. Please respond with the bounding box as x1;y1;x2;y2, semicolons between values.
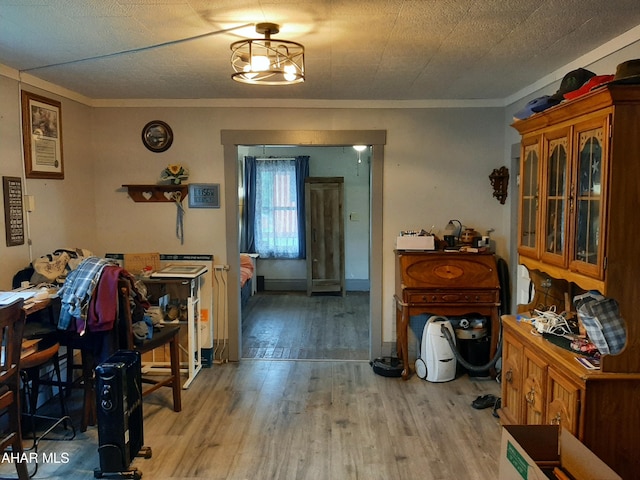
58;257;111;335
57;257;149;361
54;257;154;431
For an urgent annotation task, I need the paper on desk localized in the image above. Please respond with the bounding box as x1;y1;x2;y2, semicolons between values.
0;290;37;305
0;286;56;306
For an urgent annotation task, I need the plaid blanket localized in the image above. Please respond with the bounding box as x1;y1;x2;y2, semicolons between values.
58;256;113;334
574;292;626;355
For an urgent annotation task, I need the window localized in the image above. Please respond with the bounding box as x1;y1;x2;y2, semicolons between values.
242;156;309;259
255;160;299;258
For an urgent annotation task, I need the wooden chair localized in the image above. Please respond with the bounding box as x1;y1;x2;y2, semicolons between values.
0;299;29;480
117;280;182;412
78;279;183;432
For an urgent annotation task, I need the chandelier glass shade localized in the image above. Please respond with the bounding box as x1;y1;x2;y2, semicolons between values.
230;23;305;85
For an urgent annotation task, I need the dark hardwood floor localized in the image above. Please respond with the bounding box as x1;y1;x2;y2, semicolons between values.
241;291;370;360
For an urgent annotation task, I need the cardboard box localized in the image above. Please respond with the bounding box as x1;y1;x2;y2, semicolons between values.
124;252;161;274
395;235;435;250
499;425;621;480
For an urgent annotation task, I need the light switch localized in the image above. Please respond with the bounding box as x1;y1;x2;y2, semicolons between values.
349;212;359;221
24;195;35;212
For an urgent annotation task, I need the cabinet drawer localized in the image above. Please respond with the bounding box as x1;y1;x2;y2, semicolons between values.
406;291;498;304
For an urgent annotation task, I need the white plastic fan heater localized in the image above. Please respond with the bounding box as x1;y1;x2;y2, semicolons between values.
415;316;457;382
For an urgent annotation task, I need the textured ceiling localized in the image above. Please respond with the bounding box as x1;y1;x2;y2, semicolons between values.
1;0;640;101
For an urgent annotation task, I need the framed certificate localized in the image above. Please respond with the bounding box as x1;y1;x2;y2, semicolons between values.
21;91;64;179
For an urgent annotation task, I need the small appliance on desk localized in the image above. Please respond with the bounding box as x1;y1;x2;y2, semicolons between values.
460;227;480;245
442;219;462;248
442;220;493;251
395;229;435;251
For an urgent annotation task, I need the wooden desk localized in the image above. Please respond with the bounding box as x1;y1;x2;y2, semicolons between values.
2;293;53;317
22;297;60;338
394;250;501;379
23;297;52;316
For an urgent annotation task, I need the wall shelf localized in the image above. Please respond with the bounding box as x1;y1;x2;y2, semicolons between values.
123;184;188;202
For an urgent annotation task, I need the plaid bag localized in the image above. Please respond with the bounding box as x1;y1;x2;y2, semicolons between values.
574;292;627;355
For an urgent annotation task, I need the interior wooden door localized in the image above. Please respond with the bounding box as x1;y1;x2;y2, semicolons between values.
305;177;345;296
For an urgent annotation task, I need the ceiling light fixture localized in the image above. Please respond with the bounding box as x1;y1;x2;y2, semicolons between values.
230;23;305;85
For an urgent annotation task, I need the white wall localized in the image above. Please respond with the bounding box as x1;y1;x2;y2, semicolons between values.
90;106;506;345
0;93;508;347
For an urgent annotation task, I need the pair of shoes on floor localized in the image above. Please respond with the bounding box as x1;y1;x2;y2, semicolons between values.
472;394;498;409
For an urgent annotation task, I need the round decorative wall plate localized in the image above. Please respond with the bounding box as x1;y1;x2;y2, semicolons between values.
142;120;173;152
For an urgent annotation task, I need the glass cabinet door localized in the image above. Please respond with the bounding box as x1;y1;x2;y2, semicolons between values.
570;120;608;278
542;134;570;267
518;139;540;257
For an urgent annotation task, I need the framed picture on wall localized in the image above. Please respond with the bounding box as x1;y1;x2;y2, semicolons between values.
21;91;64;179
188;183;220;208
3;176;25;246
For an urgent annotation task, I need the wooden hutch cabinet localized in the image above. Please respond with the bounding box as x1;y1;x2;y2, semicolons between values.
503;84;640;479
516;110;611;287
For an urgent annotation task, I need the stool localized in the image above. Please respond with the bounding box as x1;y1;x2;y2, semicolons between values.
20;338;76;477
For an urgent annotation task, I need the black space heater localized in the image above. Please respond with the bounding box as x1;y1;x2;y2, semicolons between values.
94;350;151;479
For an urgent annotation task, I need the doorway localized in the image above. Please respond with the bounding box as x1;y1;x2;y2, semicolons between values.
222;130;386;362
238;147;368;360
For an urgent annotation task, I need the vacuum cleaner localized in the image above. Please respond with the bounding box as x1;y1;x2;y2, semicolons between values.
415;316;457;382
415;315;503;382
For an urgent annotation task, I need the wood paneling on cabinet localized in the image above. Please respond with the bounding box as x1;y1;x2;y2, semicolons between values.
512;85;640;374
500;316;640;479
506;85;640;479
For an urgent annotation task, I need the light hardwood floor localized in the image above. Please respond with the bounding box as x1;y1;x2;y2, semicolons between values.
241;292;369;360
0;360;502;479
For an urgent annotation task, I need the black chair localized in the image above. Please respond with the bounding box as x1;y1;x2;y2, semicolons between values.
20;334;76;477
11;269;79;402
57;330;114;432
